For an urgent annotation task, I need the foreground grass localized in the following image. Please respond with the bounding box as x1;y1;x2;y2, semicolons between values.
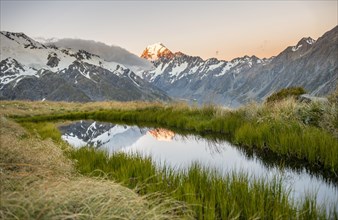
5;117;336;219
70;147;336;219
12;98;338;174
0;118;192;219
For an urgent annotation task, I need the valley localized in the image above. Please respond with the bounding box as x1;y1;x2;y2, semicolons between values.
1;2;337;218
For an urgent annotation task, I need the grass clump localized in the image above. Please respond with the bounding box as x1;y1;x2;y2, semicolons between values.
266;87;306;103
70;147;333;219
20;121;63;143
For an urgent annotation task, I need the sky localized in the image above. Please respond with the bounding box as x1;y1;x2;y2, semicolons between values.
1;1;337;60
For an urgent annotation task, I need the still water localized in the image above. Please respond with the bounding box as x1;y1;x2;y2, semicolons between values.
59;120;338;208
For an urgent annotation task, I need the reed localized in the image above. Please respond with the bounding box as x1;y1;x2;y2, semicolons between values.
70;147;333;219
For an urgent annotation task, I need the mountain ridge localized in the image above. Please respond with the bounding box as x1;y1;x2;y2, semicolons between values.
1;26;336;106
138;26;337;106
0;31;170;102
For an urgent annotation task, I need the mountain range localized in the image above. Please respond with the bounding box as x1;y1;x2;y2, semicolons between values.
0;26;337;106
0;31;169;102
139;26;337;106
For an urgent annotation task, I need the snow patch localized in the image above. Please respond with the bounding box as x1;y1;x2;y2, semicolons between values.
306;38;316;45
171;62;188;76
208;61;224;71
292;44;303;52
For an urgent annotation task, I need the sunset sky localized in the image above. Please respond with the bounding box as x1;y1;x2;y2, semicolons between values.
1;1;337;60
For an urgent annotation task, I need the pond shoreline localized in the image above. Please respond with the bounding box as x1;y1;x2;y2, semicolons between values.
14;105;338;180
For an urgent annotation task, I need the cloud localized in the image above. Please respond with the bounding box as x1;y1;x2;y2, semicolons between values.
33;36;59;44
42;38;153;72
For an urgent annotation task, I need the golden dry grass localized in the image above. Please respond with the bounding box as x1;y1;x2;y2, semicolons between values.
0;117;192;219
0;100;167;117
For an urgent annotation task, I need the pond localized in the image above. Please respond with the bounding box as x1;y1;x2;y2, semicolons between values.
59;120;338;208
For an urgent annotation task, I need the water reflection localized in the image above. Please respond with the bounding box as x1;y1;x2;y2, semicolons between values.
59;120;338;208
148;128;175;141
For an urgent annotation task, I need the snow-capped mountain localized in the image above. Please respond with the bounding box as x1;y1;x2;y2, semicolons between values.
141;43;174;61
0;31;170;102
1;26;336;106
139;26;337;106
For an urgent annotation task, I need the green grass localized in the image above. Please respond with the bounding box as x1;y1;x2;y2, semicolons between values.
266;87;306;103
15;103;338;174
69;147;334;219
20;121;63;142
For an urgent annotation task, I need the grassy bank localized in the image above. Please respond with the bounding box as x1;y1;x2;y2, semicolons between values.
0;118;192;219
69;147;335;219
12;98;338;174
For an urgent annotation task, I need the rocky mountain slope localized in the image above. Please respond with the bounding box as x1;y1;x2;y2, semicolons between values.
0;31;169;102
140;26;337;106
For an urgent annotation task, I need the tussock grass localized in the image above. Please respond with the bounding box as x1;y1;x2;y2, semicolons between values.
0;100;166;117
242;98;337;137
266;87;306;103
70;147;333;219
2;178;192;220
0;118;193;219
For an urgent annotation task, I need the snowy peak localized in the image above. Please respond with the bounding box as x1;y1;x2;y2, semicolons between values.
1;31;46;49
141;42;174;61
